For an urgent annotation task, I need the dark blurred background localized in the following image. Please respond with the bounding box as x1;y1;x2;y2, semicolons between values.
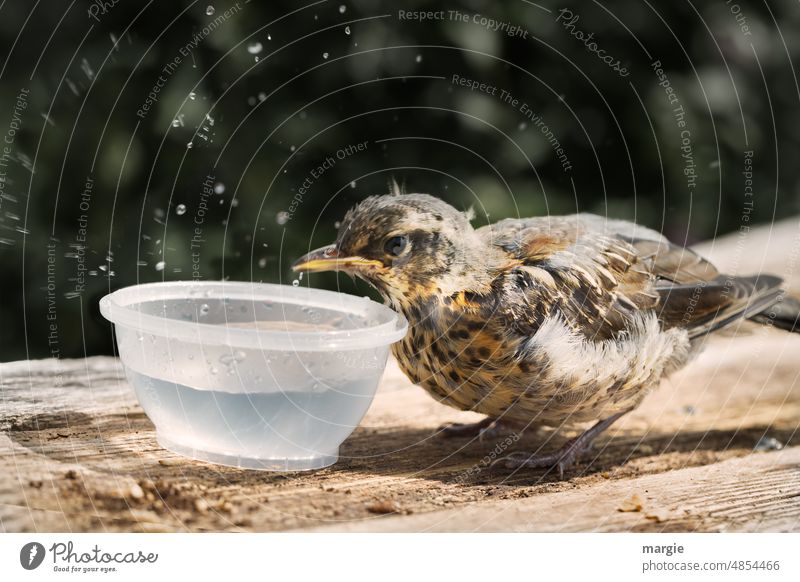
1;0;799;361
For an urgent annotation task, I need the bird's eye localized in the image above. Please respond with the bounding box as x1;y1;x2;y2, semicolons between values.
384;235;408;257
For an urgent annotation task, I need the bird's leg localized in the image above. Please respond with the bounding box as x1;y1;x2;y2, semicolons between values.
499;408;633;478
438;417;523;441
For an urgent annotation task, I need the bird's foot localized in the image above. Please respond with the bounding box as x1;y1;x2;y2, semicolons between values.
438;417;520;442
499;437;591;478
497;408;633;478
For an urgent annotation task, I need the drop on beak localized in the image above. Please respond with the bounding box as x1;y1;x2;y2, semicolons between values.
292;244;383;273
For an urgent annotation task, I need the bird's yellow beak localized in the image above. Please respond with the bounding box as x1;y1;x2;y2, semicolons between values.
292;244;383;273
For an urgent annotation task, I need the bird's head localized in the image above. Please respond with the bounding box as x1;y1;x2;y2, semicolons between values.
292;192;499;310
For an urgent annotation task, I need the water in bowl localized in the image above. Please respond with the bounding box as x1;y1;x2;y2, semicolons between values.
127;368;377;471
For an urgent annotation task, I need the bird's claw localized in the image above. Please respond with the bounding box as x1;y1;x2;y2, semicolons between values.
438;417;503;440
497;437;590;478
438;418;524;441
496;408;633;478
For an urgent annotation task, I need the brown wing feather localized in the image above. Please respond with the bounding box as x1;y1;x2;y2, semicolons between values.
479;214;783;339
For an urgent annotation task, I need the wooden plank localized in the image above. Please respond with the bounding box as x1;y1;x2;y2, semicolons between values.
1;327;798;532
298;446;800;532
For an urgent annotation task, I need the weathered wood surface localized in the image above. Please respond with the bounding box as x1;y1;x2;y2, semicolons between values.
1;218;799;532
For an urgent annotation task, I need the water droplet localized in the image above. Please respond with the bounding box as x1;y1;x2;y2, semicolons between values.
80;58;95;80
200;303;210;316
339;4;346;13
213;182;225;194
322;52;329;59
247;41;263;54
258;257;267;268
267;34;272;41
186;142;193;149
189;91;196;100
290;145;296;152
754;436;783;452
350;180;356;188
210;366;218;375
247;96;256;106
344;26;351;35
276;211;289;225
709;160;720;169
206;5;215;16
415;54;422;63
518;121;527;131
292;279;299;287
334;220;342;228
298;272;304;281
176;204;187;215
257;92;267;102
219;350;247;365
155;261;166;271
231;199;239;207
99;264;107;272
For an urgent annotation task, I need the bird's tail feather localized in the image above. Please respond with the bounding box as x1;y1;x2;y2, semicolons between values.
750;295;800;333
657;274;787;340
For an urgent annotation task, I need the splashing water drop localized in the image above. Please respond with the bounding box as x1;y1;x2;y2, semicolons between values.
206;5;215;16
155;261;166;271
81;58;95;80
292;279;300;287
322;52;329;59
247;41;263;54
188;91;196;100
186;142;194;149
176;204;187;215
345;26;351;35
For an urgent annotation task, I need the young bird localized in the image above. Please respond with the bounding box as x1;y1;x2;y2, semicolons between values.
293;191;800;475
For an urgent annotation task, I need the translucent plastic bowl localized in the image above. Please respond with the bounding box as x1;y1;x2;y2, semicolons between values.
99;281;407;471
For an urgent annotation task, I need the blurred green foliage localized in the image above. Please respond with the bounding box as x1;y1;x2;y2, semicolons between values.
1;0;799;361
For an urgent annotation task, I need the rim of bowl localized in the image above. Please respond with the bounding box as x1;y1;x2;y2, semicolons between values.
99;281;408;351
